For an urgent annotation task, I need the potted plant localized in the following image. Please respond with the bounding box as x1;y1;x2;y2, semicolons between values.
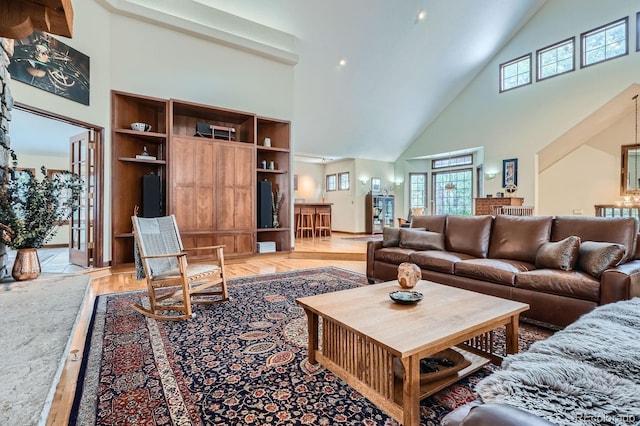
0;147;83;280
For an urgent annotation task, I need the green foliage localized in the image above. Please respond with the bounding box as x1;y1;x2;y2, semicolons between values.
0;148;83;249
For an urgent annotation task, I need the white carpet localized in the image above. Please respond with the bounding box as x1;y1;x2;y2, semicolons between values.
0;273;91;426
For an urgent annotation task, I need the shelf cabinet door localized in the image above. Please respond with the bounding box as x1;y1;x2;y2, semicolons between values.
171;137;215;231
216;142;254;231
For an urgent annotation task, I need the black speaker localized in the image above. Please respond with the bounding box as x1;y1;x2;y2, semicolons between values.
257;180;272;228
142;174;162;218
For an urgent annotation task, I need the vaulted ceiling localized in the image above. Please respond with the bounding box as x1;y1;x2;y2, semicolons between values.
11;0;548;162
194;0;547;162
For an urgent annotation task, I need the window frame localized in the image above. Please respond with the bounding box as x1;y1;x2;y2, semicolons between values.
580;17;628;69
338;171;350;191
536;37;575;82
325;174;337;192
432;167;474;216
636;12;640;52
499;53;532;93
432;154;473;170
408;172;427;210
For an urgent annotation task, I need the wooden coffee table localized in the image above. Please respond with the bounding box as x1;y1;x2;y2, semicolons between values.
296;280;529;426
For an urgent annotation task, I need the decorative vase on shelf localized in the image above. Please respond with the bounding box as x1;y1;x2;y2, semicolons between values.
12;248;41;281
272;214;280;229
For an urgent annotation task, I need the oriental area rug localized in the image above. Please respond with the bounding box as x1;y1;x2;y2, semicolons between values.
71;267;551;425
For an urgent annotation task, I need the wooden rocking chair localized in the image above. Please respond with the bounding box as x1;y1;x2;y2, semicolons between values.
131;215;228;320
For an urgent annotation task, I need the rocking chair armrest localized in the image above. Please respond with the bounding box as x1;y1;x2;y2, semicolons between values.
140;252;187;260
183;245;226;252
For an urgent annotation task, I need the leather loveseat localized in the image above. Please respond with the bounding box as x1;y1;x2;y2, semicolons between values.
366;214;640;327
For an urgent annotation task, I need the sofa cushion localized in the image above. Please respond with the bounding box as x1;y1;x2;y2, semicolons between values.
535;236;581;271
399;229;445;251
515;269;600;302
576;241;625;278
445;215;493;258
551;216;638;263
489;215;552;264
382;227;400;247
374;247;415;265
455;258;536;286
410;215;447;233
409;251;476;274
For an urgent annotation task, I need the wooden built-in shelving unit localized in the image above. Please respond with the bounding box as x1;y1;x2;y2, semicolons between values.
110;91;291;266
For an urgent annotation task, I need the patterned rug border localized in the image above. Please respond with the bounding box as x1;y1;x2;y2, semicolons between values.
69;267;552;425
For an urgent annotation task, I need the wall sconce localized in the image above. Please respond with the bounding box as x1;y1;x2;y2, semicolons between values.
484;172;497;180
394;180;403;188
360;178;369;185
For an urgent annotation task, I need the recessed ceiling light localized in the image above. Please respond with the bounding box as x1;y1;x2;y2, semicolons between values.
338;57;347;67
416;9;426;23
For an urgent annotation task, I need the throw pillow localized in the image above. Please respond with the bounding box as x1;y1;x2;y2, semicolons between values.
535;236;581;271
399;228;445;251
577;241;626;278
382;227;401;247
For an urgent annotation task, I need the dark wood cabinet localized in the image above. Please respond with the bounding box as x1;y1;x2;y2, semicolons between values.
111;91;168;266
366;194;394;234
474;197;524;215
255;117;291;252
110;91;291;265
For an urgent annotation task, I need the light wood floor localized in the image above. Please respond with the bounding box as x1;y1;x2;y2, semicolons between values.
46;232;374;425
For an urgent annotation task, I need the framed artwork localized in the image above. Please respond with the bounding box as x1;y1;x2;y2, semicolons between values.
502;158;518;187
294;174;298;190
371;177;381;193
8;30;90;105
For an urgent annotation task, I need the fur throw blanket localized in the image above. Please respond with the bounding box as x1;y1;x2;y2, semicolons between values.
475;298;640;426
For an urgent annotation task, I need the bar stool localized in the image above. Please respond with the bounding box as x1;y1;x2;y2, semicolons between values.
296;207;315;238
315;206;331;237
294;206;301;236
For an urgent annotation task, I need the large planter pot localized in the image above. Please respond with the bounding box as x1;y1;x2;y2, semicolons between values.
12;248;41;281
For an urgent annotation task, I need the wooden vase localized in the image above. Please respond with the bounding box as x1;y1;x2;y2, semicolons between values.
12;248;41;281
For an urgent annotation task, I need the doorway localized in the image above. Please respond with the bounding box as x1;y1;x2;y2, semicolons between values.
9;103;105;268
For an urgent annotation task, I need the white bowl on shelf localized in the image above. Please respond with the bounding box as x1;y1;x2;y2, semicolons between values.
131;122;152;132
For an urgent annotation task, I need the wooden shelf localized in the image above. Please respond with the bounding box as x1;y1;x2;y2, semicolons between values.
114;129;167;139
257;146;289;153
393;347;490;404
114;233;134;238
118;157;166;164
257;168;287;174
257;228;290;233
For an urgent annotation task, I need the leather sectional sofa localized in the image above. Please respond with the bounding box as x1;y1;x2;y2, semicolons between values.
366;214;640;327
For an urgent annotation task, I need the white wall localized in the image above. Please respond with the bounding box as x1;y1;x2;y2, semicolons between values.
293;161;324;202
397;0;640;216
8;1;295;262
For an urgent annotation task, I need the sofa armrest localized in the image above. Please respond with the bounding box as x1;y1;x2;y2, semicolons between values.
441;403;556;426
600;260;640;304
366;240;383;283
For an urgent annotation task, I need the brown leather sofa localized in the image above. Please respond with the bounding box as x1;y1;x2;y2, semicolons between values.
366;214;640;327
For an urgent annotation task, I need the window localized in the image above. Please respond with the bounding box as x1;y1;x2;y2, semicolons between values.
432;154;472;169
432;169;473;215
537;37;574;81
500;54;531;92
338;172;350;190
409;173;427;210
326;174;337;191
581;17;628;68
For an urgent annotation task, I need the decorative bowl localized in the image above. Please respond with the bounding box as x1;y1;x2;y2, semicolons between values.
389;290;423;305
131;122;152;132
